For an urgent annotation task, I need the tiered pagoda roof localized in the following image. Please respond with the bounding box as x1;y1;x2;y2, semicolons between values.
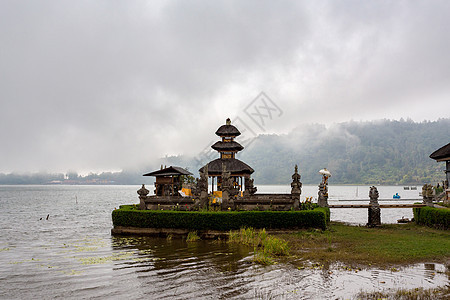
199;118;254;176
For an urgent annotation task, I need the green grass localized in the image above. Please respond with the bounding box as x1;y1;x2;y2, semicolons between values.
186;231;200;242
356;286;450;300
228;228;289;265
279;222;450;267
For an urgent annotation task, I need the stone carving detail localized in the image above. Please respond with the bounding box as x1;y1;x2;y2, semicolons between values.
198;166;209;208
367;186;381;227
318;168;330;208
422;184;434;206
291;165;302;194
291;165;302;209
137;184;149;197
244;176;257;197
369;186;379;205
318;182;328;207
137;184;149;210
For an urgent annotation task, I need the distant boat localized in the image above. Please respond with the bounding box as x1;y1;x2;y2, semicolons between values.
410;186;417;190
393;193;401;199
403;186;410;190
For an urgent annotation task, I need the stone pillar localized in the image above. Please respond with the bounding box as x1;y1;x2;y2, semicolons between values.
422;184;434;206
367;186;381;227
137;184;149;210
221;164;230;210
198;167;209;209
291;165;302;210
318;169;330;207
318;182;328;207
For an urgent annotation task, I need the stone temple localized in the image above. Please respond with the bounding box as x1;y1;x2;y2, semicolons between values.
199;118;254;195
137;118;302;211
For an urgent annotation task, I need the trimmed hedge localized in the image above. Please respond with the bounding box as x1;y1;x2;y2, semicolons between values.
413;206;449;230
112;206;330;231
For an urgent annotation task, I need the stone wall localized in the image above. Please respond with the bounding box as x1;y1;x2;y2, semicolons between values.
139;193;297;211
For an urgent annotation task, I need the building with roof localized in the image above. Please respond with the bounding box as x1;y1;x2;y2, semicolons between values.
137;118;301;211
143;166;192;196
199;118;254;194
429;142;450;200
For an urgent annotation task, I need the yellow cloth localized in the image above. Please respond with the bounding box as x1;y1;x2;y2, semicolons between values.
181;188;192;196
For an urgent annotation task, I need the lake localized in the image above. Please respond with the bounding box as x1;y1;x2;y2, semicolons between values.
0;185;447;299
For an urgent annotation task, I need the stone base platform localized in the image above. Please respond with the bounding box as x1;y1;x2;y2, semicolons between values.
111;226;298;239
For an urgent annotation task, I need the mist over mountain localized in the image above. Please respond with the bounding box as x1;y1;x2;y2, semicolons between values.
1;118;448;186
239;118;449;185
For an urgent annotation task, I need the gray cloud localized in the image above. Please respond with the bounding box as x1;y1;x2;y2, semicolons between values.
1;0;449;173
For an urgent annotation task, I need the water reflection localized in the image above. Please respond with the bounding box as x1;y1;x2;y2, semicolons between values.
1;185;447;299
108;236;449;299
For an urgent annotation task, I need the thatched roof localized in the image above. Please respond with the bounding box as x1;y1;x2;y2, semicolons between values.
430;142;450;161
211;141;244;152
215;118;241;137
143;166;192;177
199;158;254;175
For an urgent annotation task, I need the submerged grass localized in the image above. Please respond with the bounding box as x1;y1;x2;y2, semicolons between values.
186;231;200;242
279;222;450;267
356;286;450;300
229;227;289;265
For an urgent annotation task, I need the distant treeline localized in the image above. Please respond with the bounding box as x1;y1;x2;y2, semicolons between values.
1;118;449;186
0;171;143;185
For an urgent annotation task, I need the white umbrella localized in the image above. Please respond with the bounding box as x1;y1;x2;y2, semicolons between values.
319;168;331;177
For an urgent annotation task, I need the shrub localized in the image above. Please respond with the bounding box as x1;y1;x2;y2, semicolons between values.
413;206;449;229
112;206;330;231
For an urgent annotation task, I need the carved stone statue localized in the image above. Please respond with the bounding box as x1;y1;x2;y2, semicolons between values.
137;184;149;210
244;176;257;197
198;166;209;208
367;186;381;227
291;165;302;194
221;165;231;210
422;184;434;206
291;165;302;209
369;186;379;205
318;182;328;207
137;184;149;197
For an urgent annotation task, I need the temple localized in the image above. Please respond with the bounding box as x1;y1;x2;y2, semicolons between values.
143;166;192;196
199;118;254;194
137;118;301;211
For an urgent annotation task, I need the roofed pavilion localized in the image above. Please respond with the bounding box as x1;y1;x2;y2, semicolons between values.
199;118;254;193
430;142;450;187
144;166;192;196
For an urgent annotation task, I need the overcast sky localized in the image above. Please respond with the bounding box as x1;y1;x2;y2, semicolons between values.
1;0;449;174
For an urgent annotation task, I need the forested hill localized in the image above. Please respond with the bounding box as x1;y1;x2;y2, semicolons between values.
1;119;448;185
238;118;450;185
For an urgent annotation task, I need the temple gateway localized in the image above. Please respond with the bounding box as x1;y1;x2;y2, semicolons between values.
138;118;302;211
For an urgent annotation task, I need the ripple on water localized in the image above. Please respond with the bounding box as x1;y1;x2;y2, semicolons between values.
0;186;447;299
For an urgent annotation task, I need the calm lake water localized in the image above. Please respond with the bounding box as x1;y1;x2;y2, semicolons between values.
0;185;447;299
